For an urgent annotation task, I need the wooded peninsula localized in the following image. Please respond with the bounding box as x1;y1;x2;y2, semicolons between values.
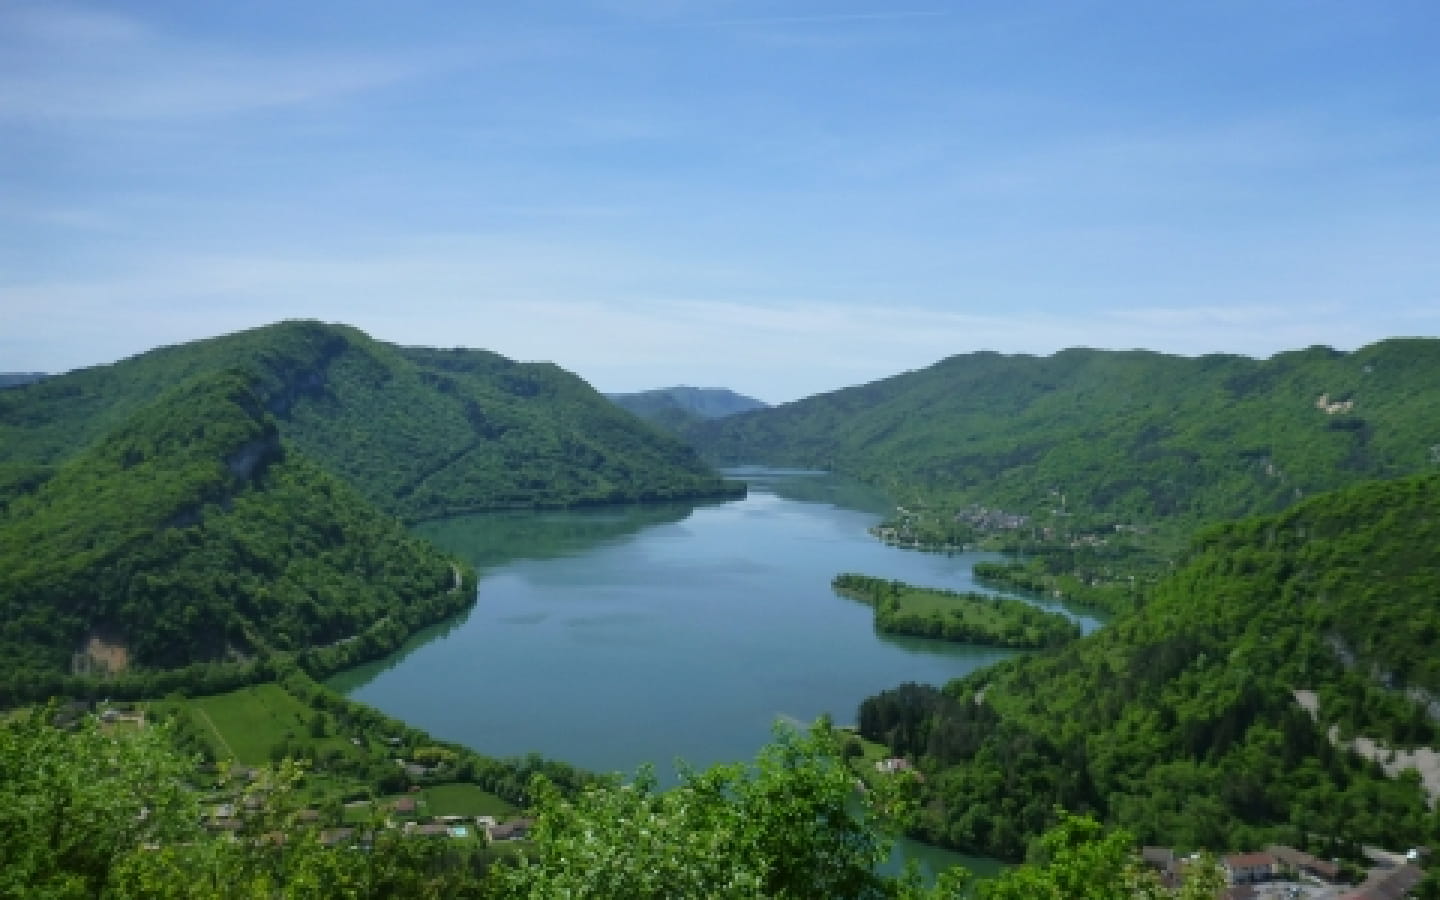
832;573;1079;649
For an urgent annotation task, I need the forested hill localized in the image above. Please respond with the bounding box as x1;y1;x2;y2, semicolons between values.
0;320;740;520
609;385;768;431
686;341;1440;536
860;471;1440;860
0;370;469;704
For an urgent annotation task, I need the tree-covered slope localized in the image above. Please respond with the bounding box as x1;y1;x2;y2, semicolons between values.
860;472;1440;859
6;709;1229;899
609;386;768;431
392;349;741;513
0;321;739;520
688;342;1440;536
0;370;467;703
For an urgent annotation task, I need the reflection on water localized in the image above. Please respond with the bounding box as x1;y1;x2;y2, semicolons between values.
723;466;893;514
413;500;702;569
871;629;1022;663
326;612;473;693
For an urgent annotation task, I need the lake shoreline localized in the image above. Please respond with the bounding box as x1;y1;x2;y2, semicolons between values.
332;470;1074;878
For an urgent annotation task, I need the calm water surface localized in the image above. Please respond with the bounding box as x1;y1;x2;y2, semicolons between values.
332;470;1100;878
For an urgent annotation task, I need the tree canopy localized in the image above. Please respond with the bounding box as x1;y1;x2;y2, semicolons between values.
859;472;1440;860
0;320;742;521
0;320;744;697
3;712;1227;899
0;370;468;702
688;341;1440;550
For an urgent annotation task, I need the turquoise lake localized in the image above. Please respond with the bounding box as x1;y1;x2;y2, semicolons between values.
332;468;1101;878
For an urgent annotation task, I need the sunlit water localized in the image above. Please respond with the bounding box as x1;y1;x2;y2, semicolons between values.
332;469;1100;879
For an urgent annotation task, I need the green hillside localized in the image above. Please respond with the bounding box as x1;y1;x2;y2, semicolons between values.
5;706;1228;898
688;342;1440;542
0;321;741;521
858;472;1440;860
0;321;742;702
0;370;471;704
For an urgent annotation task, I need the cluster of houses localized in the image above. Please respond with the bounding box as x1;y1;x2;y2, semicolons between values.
875;757;913;775
204;791;534;848
396;814;532;842
874;756;930;784
384;797;534;844
954;506;1030;531
1223;846;1342;886
1142;844;1428;899
51;699;145;730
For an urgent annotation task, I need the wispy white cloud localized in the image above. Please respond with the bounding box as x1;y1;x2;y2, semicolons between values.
1;3;148;45
4;238;1431;401
0;2;458;122
3;2;1435;402
0;205;118;232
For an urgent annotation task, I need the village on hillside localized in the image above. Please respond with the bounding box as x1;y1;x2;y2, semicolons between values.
1140;842;1426;900
58;697;539;855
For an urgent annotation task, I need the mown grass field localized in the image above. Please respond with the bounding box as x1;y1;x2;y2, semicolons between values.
174;682;518;821
185;682;350;765
420;783;517;817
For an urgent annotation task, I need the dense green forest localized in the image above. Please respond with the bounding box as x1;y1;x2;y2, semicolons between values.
970;554;1147;617
687;341;1440;550
0;369;473;704
9;323;1440;890
0;321;744;702
832;574;1079;648
858;472;1440;861
0;320;741;521
608;386;767;431
4;708;1231;898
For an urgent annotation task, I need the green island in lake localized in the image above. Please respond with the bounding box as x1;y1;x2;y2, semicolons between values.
832;573;1080;649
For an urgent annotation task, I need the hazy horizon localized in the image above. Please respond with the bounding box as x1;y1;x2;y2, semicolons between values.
5;1;1437;404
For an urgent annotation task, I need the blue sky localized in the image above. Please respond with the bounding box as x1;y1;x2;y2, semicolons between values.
3;1;1437;402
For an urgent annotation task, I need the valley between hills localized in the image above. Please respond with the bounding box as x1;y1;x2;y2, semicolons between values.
5;320;1440;897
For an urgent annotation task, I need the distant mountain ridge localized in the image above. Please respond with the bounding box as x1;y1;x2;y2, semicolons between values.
0;321;742;520
0;372;45;388
609;386;767;431
685;341;1440;537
